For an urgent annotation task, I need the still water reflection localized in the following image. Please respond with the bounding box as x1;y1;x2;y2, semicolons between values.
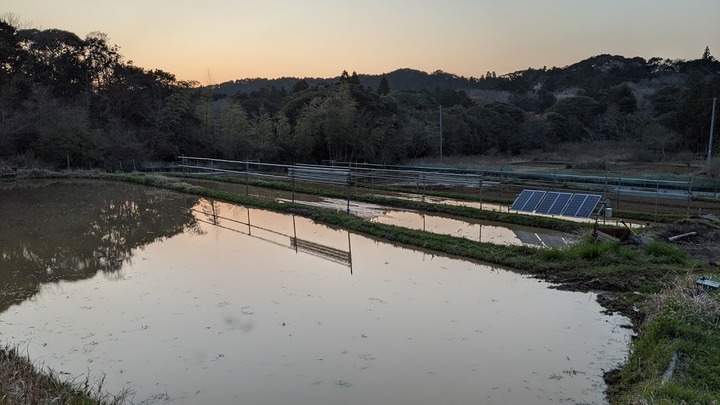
0;180;630;404
370;210;573;248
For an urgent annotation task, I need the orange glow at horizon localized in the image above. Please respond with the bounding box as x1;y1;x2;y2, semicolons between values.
5;0;720;84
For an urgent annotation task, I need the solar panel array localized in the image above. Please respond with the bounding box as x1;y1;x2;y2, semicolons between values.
509;190;547;213
510;190;602;218
562;194;602;217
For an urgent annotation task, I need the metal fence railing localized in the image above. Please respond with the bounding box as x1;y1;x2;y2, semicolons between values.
174;157;720;216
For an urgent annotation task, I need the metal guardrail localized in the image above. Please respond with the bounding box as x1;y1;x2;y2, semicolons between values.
175;156;717;201
335;161;693;195
289;165;349;185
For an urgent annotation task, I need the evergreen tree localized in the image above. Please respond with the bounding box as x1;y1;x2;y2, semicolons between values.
350;71;361;85
702;46;712;61
340;70;350;83
377;76;390;96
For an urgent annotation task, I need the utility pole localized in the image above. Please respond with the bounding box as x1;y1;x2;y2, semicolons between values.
708;97;717;166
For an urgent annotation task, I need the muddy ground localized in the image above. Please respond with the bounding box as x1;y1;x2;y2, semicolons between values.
650;218;720;264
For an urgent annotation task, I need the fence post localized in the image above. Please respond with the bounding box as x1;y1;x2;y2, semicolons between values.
687;175;694;218
292;175;296;204
346;168;351;214
655;179;659;223
479;174;483;210
245;159;249;196
498;168;503;199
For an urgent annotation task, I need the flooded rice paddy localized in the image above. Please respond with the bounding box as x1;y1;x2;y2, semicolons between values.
370;210;573;248
0;179;631;404
180;178;573;248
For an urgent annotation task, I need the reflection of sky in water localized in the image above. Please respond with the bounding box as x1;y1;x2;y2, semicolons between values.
0;198;630;404
371;210;574;248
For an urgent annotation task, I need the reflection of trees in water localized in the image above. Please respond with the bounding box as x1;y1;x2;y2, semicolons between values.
0;180;198;312
198;199;221;226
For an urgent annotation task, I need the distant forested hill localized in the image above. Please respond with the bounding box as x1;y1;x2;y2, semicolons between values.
212;54;719;97
211;68;485;96
1;16;718;171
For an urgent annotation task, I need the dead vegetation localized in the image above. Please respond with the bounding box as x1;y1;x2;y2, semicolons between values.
0;345;130;405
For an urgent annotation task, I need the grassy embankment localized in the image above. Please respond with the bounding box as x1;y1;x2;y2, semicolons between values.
0;345;128;404
3;171;719;404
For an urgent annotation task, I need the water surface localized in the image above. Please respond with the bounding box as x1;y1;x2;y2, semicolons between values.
370;209;573;247
0;180;630;404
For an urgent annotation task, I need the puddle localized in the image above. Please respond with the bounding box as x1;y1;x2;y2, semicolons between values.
0;180;631;404
276;197;574;248
370;209;574;247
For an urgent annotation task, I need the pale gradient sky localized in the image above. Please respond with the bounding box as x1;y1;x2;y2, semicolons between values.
5;0;720;84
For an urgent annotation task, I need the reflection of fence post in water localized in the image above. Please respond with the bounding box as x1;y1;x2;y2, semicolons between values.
211;201;219;225
191;203;351;270
289;233;353;273
247;207;251;235
292;215;298;253
347;231;353;275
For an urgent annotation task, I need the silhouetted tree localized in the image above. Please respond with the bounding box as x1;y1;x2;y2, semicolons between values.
292;79;309;93
377;76;390;95
350;71;361;85
702;46;714;61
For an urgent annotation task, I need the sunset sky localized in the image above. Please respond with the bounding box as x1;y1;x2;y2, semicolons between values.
5;0;720;84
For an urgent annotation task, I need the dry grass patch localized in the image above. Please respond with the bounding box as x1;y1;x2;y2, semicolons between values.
0;345;129;404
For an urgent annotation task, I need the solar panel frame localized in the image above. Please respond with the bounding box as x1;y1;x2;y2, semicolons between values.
534;192;560;214
510;190;535;211
519;190;546;212
547;192;573;215
561;193;602;217
575;194;602;217
561;194;587;217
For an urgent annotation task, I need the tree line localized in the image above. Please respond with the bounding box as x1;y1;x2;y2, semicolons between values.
1;18;718;170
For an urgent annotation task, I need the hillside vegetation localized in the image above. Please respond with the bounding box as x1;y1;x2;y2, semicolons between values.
1;19;719;172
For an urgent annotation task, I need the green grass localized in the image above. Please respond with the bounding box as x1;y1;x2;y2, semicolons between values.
0;345;128;404
610;277;720;404
614;210;685;224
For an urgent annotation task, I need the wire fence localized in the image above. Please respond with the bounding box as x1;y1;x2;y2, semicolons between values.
173;156;720;199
